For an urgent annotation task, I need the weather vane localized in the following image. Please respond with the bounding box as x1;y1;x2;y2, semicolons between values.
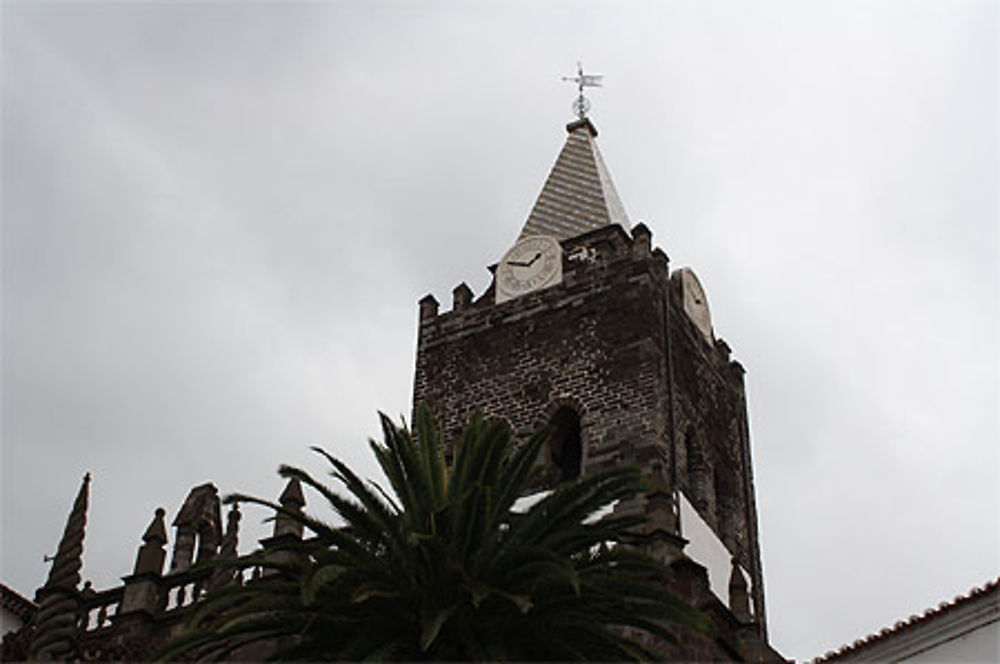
562;62;603;119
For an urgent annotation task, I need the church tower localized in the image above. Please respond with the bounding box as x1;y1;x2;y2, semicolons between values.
413;112;773;654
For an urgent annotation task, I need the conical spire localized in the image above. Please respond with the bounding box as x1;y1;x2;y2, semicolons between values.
518;118;630;241
278;477;305;509
29;473;91;661
273;477;305;539
40;473;90;593
132;508;168;576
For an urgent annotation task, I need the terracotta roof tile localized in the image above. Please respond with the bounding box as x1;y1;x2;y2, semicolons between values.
0;581;36;623
814;576;1000;662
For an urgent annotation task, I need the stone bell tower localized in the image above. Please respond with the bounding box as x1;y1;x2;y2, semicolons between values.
413;113;778;659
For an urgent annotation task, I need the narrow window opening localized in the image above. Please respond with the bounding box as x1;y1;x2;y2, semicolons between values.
548;407;582;483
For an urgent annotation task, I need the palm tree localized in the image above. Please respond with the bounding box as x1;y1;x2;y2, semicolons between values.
162;407;706;661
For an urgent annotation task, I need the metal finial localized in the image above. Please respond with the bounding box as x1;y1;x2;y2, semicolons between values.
562;62;603;119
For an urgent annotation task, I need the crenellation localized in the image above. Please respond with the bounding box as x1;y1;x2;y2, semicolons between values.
418;293;439;321
630;222;652;255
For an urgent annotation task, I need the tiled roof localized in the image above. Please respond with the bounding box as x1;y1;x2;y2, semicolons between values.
0;581;36;623
518;118;630;241
813;576;1000;662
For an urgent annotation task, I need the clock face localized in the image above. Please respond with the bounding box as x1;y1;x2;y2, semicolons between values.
679;268;713;343
496;235;563;304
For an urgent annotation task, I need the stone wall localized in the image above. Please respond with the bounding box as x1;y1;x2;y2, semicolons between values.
413;222;767;635
415;225;668;481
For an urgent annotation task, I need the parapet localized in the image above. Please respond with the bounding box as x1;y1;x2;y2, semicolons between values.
417;223;671;326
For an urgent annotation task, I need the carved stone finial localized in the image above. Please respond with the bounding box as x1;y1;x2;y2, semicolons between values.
278;478;305;509
29;473;91;661
220;503;241;558
209;504;243;590
274;478;305;539
144;508;168;543
132;508;168;576
728;558;752;623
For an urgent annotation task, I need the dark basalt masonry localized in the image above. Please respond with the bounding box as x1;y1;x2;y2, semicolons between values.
415;222;772;660
2;117;784;662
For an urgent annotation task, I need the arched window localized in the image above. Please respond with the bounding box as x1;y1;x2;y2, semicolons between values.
548;407;582;483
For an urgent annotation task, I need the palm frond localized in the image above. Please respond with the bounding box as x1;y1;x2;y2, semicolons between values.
161;408;708;661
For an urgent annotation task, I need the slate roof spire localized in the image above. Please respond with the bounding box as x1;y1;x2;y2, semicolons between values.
518;118;630;241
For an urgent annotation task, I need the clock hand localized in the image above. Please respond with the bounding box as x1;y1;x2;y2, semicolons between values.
508;253;543;268
522;251;542;267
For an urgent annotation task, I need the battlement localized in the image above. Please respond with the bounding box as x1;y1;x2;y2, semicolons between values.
418;224;665;323
416;224;740;377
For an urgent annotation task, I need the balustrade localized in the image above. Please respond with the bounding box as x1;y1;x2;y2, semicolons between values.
74;556;264;632
78;588;122;632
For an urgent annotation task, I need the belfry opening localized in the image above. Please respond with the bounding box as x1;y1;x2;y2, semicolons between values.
547;406;582;483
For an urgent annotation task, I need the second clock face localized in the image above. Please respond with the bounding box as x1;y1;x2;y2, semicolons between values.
496;235;563;304
679;268;713;343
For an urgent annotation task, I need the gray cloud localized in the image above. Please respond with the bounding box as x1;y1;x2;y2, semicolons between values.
2;2;996;660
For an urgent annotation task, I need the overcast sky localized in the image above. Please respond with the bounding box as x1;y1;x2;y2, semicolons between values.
2;1;997;660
